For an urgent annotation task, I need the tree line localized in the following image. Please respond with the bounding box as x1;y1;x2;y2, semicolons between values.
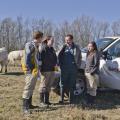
0;15;120;52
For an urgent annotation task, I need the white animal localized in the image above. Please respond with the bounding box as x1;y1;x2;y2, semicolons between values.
0;47;6;51
8;50;24;65
0;47;8;73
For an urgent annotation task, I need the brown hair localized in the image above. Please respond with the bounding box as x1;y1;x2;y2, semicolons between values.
66;34;73;40
89;41;98;51
33;31;43;39
43;36;52;44
87;41;98;56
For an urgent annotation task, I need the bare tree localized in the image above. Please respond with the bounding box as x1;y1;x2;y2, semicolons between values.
111;20;120;36
0;18;16;51
93;21;110;40
70;16;94;47
54;21;71;51
16;16;24;49
1;15;120;52
54;27;63;51
22;18;32;48
31;18;53;36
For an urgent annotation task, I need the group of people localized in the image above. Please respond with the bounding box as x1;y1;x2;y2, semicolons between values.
21;31;100;114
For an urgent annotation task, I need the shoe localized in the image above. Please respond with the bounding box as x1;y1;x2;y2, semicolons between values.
86;94;95;105
39;102;48;107
28;96;38;109
44;92;51;105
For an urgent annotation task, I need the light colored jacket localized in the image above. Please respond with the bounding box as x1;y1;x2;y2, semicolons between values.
21;41;39;76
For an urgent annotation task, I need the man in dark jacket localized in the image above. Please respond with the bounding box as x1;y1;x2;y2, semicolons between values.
58;34;82;104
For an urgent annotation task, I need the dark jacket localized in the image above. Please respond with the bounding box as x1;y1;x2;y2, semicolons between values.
40;45;57;72
85;51;100;74
58;43;82;70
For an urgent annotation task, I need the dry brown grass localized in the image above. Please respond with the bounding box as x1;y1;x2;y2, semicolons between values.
0;66;120;120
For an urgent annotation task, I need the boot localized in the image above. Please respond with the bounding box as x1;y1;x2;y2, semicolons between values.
89;95;95;104
28;96;37;109
23;98;30;114
45;92;51;105
39;93;47;107
40;93;44;103
86;94;95;105
59;87;64;104
69;89;75;104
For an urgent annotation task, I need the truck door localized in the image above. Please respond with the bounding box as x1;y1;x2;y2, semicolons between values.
100;40;120;89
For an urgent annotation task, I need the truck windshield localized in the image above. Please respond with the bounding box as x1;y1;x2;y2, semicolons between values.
81;38;116;53
96;38;115;51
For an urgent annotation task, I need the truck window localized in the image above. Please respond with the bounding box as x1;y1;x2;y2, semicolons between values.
81;38;115;53
96;38;115;51
107;40;120;59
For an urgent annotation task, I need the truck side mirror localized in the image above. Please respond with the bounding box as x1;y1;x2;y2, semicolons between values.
102;51;108;60
102;51;112;60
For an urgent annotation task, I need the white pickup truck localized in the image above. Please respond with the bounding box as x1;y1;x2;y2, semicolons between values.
80;37;120;92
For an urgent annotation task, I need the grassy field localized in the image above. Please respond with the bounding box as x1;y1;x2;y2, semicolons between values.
0;66;120;120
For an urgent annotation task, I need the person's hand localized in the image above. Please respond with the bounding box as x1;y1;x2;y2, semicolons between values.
90;72;94;75
32;68;38;76
38;61;42;66
26;70;31;74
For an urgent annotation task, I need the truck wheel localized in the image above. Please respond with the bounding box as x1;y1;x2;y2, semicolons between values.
74;69;86;96
52;69;86;97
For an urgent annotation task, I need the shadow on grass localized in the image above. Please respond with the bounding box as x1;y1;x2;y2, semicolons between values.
77;90;120;110
0;72;24;76
20;90;120;113
30;105;65;113
40;90;120;111
52;101;70;106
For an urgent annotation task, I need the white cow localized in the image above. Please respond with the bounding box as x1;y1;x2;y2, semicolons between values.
8;50;24;66
0;47;8;73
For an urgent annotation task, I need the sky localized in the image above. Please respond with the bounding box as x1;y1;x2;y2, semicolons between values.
0;0;120;24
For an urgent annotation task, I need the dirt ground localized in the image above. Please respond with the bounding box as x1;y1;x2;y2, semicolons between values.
0;66;120;120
